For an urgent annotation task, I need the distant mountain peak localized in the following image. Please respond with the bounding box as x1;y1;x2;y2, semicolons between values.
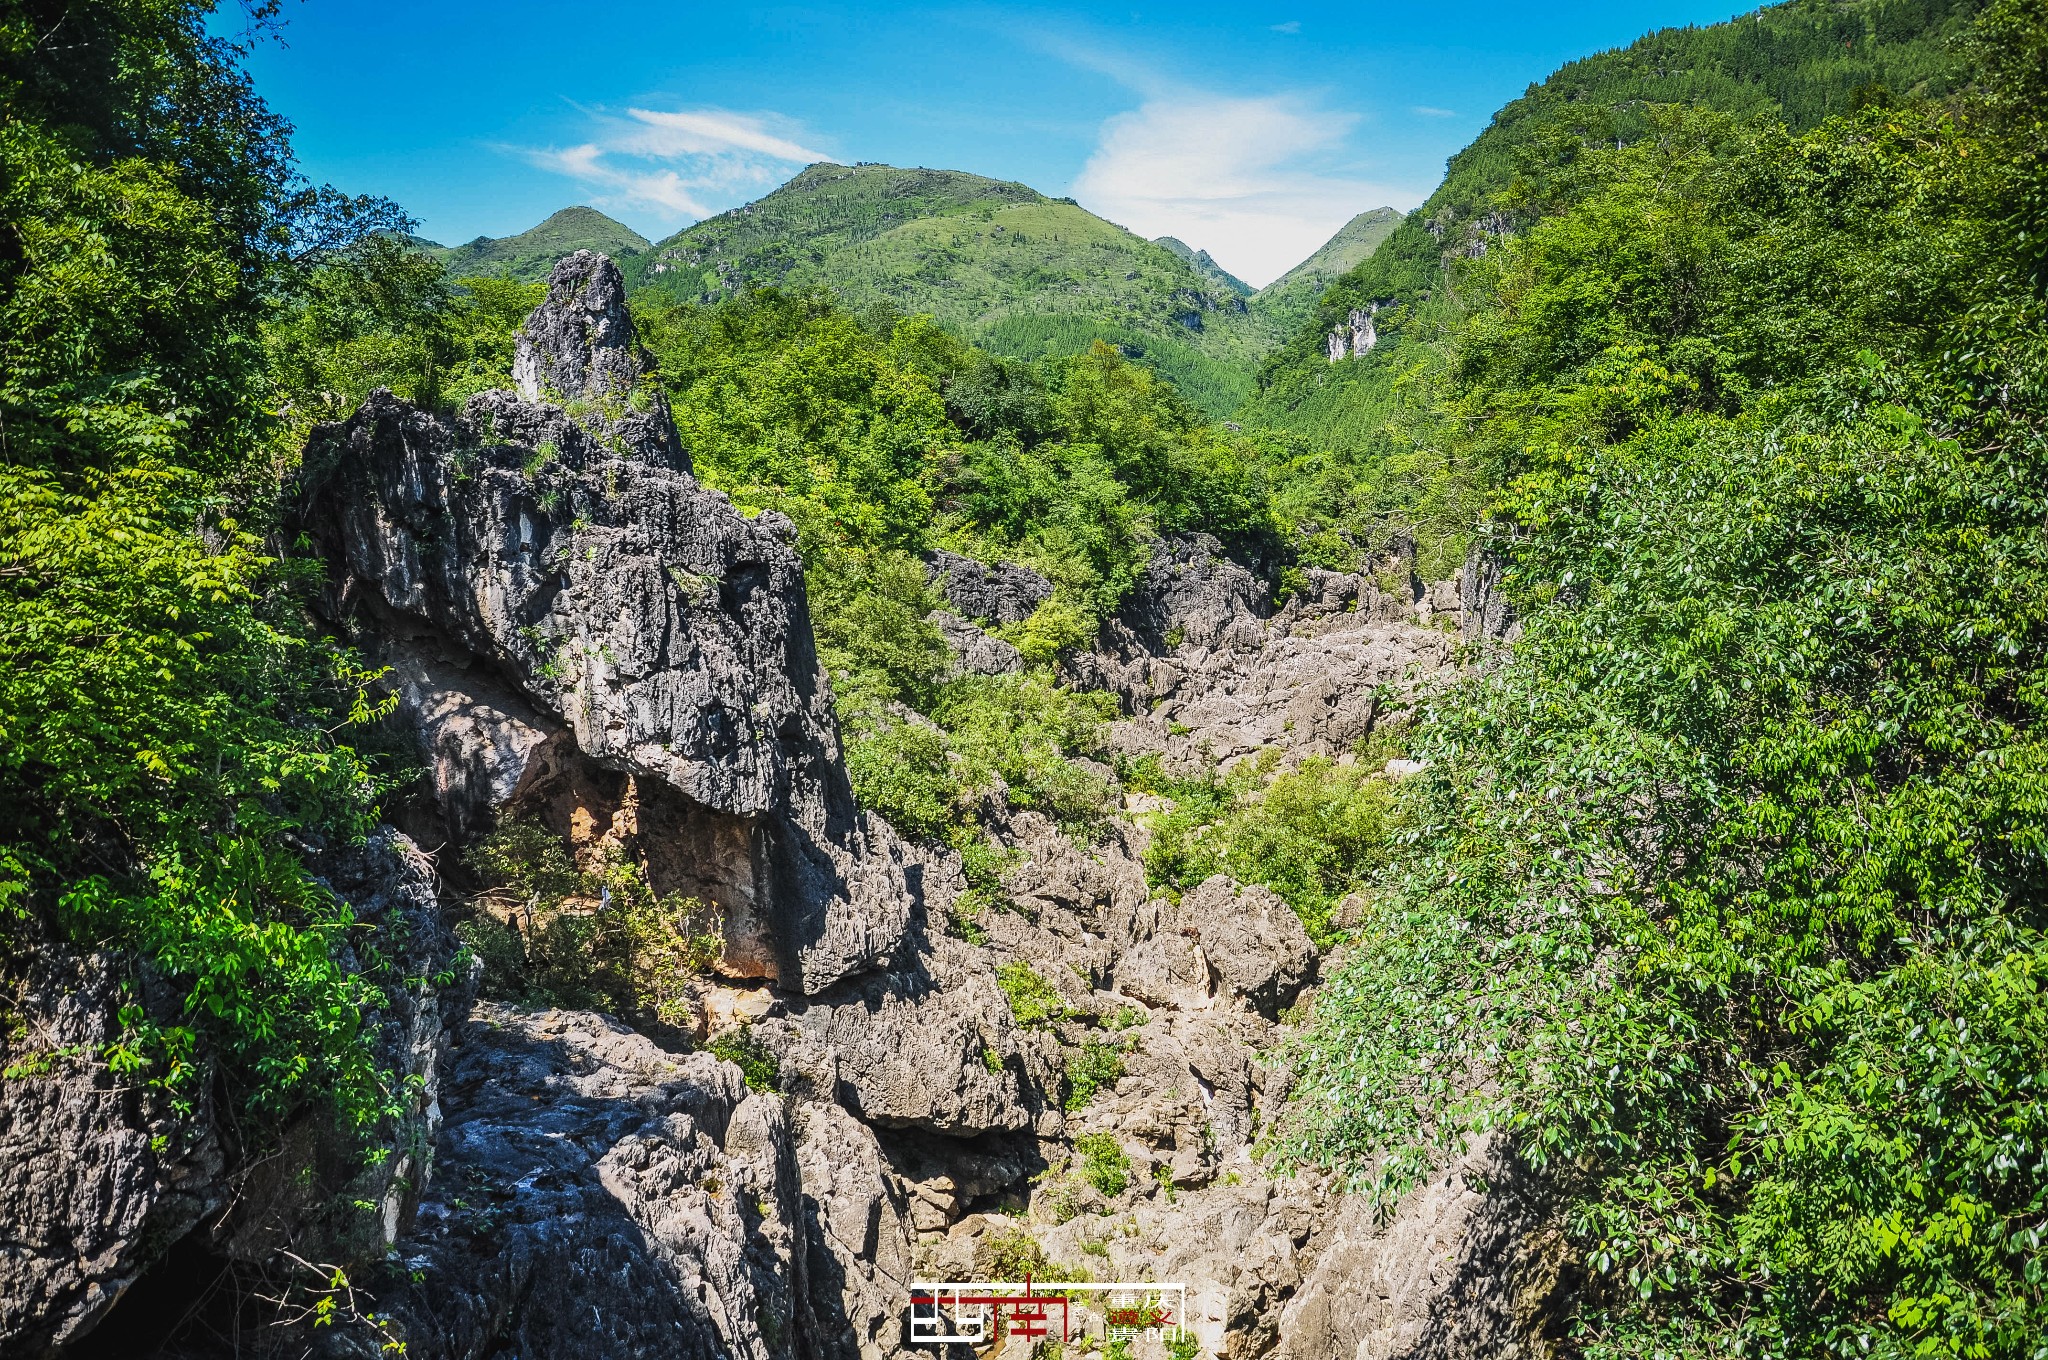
624;161;1267;415
426;206;651;283
1153;236;1254;297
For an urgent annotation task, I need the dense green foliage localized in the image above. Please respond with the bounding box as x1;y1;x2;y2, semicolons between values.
0;0;418;1131
266;239;541;437
626;162;1265;415
1136;750;1402;947
1074;1131;1132;1197
1240;0;1990;575
422;204;649;282
1281;3;2048;1354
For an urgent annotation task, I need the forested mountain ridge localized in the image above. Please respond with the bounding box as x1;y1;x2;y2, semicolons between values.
1153;235;1255;297
420;204;650;281
1242;0;1990;447
625;161;1268;414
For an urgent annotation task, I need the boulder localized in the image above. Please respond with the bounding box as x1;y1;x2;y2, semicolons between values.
927;609;1023;677
1180;876;1317;1019
924;550;1053;626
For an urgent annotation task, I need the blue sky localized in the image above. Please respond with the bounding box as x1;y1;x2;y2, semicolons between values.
241;1;1749;287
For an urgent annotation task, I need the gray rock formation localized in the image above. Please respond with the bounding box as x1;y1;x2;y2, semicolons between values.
1177;876;1316;1020
927;610;1023;677
924;550;1052;626
1270;1136;1564;1360
0;950;226;1357
297;261;910;995
1460;545;1517;642
511;250;683;462
349;1004;816;1360
0;831;465;1360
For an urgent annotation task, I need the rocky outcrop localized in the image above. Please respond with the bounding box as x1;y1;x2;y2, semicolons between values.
1271;1137;1566;1360
0;830;465;1360
297;253;910;995
1171;876;1316;1020
924;550;1052;626
927;610;1023;677
1076;536;1459;775
348;1004;816;1360
512;248;683;462
0;951;226;1358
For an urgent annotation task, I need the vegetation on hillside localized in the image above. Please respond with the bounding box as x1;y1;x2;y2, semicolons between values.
627;162;1266;415
1278;3;2048;1355
1244;0;1987;457
1243;206;1404;341
419;204;650;283
0;0;420;1132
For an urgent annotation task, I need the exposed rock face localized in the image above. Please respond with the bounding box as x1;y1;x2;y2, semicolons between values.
1121;534;1270;653
511;249;683;463
1175;876;1316;1020
1460;545;1517;642
927;610;1023;677
1076;536;1460;775
1271;1137;1566;1360
0;830;464;1360
0;951;226;1358
354;1004;817;1360
924;550;1052;625
296;258;910;995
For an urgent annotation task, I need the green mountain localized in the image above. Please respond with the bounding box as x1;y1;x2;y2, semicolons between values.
1242;0;1986;446
1152;236;1253;298
1244;207;1403;340
426;206;650;282
624;162;1265;415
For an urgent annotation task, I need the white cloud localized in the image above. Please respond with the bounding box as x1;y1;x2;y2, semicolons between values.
1070;93;1419;288
1269;19;1301;33
1413;105;1458;118
518;106;829;227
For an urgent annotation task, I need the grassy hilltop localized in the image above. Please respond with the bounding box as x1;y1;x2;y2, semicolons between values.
624;162;1269;415
421;205;651;282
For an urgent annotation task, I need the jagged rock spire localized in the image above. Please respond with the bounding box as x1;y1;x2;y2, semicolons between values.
511;249;685;467
513;250;648;403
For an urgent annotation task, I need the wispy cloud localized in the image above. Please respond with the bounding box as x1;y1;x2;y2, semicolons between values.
1412;105;1458;118
1269;20;1301;33
516;106;829;226
1071;92;1419;288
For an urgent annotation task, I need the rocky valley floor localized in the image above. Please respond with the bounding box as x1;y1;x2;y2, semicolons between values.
1;254;1548;1360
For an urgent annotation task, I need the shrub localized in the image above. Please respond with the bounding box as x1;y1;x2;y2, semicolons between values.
1143;753;1397;945
1075;1133;1130;1197
997;962;1068;1029
1064;1041;1126;1111
460;818;722;1036
709;1026;780;1093
975;1225;1050;1281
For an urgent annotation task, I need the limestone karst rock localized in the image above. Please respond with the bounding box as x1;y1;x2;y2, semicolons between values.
296;252;911;995
0;831;466;1360
924;550;1053;626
